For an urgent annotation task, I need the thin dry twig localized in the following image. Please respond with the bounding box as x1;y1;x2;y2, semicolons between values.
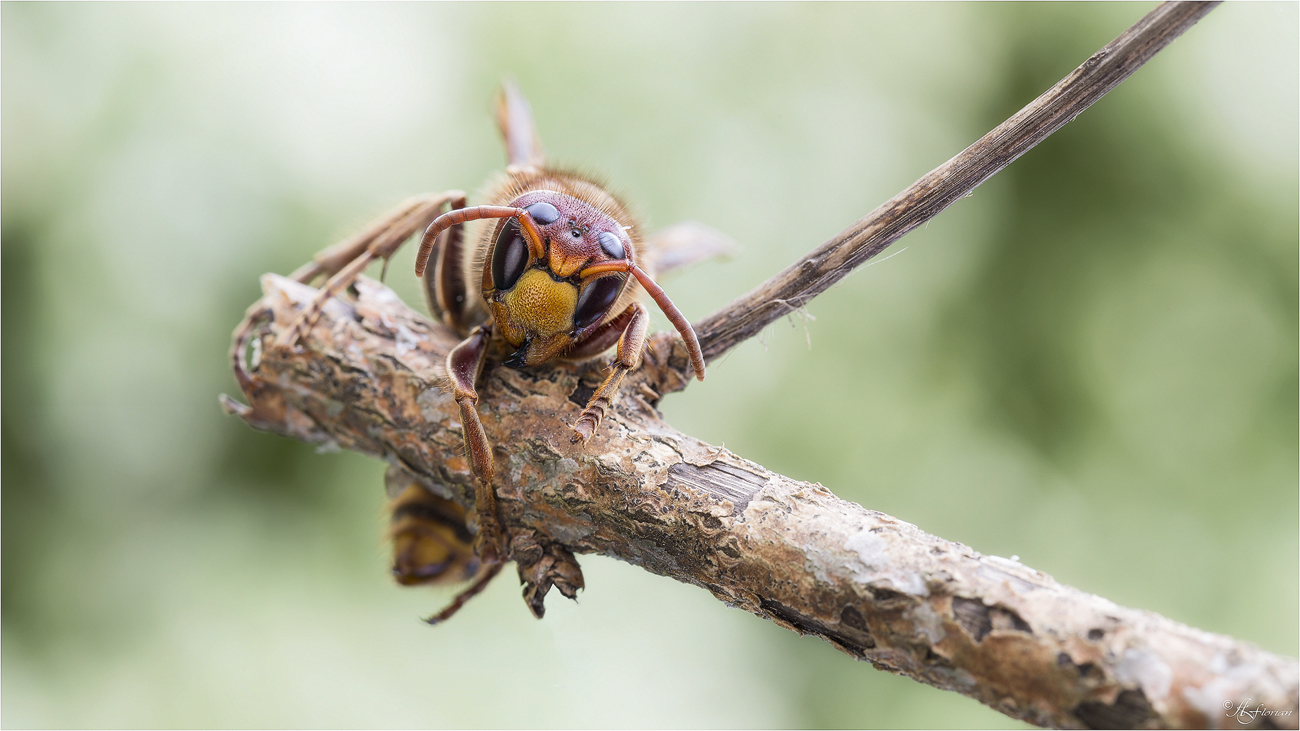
692;0;1221;366
223;2;1300;728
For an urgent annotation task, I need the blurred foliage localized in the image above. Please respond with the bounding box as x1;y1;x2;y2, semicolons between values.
3;3;1295;728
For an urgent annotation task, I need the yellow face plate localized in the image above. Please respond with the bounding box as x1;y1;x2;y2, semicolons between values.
502;268;577;338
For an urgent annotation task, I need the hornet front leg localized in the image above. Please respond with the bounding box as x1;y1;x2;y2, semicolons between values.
569;302;650;444
445;324;509;565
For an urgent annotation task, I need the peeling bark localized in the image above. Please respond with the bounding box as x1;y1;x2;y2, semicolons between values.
222;274;1297;730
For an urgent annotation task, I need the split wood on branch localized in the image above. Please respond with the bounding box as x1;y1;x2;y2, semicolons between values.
222;2;1297;729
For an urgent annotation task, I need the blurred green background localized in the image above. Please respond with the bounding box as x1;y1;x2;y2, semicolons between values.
3;3;1296;728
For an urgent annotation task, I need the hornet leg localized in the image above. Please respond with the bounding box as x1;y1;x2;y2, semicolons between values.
569;302;650;444
445;324;509;565
278;192;457;347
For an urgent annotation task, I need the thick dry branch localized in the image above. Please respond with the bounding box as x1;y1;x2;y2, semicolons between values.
693;0;1220;365
223;274;1298;729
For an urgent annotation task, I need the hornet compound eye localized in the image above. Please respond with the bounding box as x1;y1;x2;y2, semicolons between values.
491;220;530;290
573;275;624;330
